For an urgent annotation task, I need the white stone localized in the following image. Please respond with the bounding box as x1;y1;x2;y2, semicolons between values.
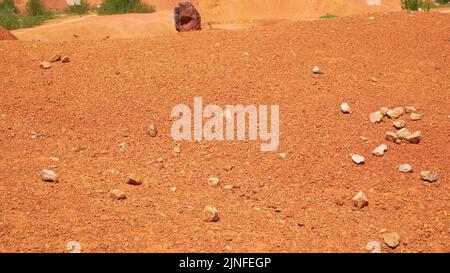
352;154;365;164
340;103;351;113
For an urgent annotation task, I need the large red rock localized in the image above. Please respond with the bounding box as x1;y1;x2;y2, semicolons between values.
174;1;201;32
0;27;17;40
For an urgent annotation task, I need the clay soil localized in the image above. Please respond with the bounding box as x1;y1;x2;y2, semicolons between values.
0;12;449;253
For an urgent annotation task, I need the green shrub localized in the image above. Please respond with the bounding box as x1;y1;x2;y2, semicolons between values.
19;14;53;28
0;0;18;14
0;8;20;30
400;0;431;11
97;0;155;15
0;0;20;29
0;0;53;30
65;0;91;15
320;13;338;19
26;0;49;16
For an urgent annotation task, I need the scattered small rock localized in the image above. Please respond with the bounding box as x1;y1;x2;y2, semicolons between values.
393;119;406;129
385;131;398;142
387;107;404;119
405;106;417;113
312;66;323;74
109;189;126;200
352;191;369;209
399;164;412;173
173;145;181;153
66;241;81;253
366;241;382;253
50;55;61;62
203;205;220;222
40;62;51;69
127;174;143;185
383;232;400;249
380;107;389;116
335;198;345;206
170;186;177;192
396;128;411;140
410;112;421;121
406;131;421;144
372;144;388;156
224;185;234;190
420;171;438;182
61;56;70;63
148;123;158;137
41;169;58;182
369;111;383;123
278;153;287;159
224;165;234;171
340;103;351;113
351;154;365;164
208;177;220;187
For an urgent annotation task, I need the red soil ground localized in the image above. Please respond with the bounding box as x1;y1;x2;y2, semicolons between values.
0;27;17;40
0;12;449;253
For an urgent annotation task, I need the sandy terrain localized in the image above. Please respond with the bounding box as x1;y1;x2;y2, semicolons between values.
0;11;449;253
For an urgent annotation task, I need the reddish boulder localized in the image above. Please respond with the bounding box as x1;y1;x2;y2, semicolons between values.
174;1;201;32
0;27;17;40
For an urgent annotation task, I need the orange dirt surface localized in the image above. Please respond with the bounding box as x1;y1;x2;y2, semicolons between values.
0;27;18;40
0;12;450;253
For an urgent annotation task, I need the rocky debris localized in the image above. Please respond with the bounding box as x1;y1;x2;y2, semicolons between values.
410;112;421;121
393;119;406;129
61;56;70;63
420;171;439;182
148;123;158;137
41;169;58;182
40;62;51;69
174;2;202;32
387;107;404;119
351;154;365;164
366;241;382;253
170;186;177;192
396;128;411;140
224;165;234;171
51;55;61;62
405;106;417;113
380;107;389;116
224;185;234;190
173;145;181;153
369;111;383;123
335;198;345;206
340;103;351;113
0;27;17;40
67;241;81;253
399;164;412;173
278;153;287;159
49;156;60;162
406;131;421;144
352;191;369;209
312;66;323;74
203;205;219;222
109;189;126;200
208;177;220;187
372;144;388;156
360;136;368;142
385;131;398;142
383;232;400;248
127;174;143;185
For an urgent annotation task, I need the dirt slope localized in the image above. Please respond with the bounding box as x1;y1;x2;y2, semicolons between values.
0;27;18;40
0;12;449;253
